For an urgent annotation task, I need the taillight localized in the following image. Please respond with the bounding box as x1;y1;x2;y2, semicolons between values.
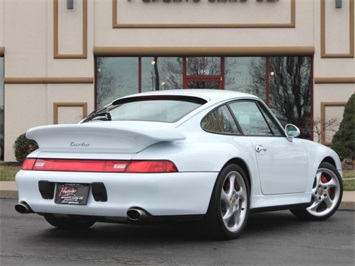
30;159;129;172
127;161;178;173
21;159;178;173
22;158;36;170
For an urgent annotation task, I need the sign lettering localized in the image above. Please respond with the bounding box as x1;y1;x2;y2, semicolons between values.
130;0;285;3
140;0;247;3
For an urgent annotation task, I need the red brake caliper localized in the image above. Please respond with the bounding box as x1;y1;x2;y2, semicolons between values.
321;175;333;197
223;180;230;192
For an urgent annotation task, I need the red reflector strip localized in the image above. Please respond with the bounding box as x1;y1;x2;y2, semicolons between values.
22;158;36;170
127;161;178;173
29;159;129;172
21;159;178;173
103;161;129;172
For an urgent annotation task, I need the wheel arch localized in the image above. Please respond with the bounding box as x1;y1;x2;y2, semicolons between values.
321;156;337;168
204;157;252;239
207;157;252;212
221;158;252;194
318;156;343;177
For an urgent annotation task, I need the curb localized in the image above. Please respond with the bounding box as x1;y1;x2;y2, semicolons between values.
339;201;355;211
0;190;18;199
0;182;18;199
1;182;354;211
339;191;355;211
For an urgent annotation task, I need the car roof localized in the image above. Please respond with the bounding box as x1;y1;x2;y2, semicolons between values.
116;89;259;105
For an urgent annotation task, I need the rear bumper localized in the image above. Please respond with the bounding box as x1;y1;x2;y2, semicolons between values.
15;170;218;217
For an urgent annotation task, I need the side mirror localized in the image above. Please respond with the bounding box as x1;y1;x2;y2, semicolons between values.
285;124;300;141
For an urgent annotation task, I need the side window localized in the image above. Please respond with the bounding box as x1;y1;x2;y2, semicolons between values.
259;105;284;137
201;105;240;134
229;101;283;136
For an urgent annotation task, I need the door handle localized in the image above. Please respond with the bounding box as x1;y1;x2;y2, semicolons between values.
255;145;267;153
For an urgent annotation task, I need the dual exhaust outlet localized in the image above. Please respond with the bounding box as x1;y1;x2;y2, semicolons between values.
15;202;33;214
126;207;150;221
15;203;150;222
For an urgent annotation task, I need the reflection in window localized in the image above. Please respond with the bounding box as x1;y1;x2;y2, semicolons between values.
95;56;312;137
229;101;281;136
225;57;266;101
230;101;274;136
268;57;312;138
96;57;138;108
201;105;240;134
188;81;219;89
187;57;221;76
109;99;202;123
142;57;182;92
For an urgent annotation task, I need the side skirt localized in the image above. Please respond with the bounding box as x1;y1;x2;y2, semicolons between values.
250;202;311;213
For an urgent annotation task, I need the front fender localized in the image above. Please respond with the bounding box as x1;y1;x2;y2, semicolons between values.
302;140;343;192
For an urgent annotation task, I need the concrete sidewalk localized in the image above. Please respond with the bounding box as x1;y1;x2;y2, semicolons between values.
1;181;354;211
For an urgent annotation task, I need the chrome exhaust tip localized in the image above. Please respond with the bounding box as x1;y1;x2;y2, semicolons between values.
127;208;149;221
15;202;33;214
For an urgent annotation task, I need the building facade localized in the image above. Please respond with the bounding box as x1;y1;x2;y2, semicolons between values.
0;0;354;161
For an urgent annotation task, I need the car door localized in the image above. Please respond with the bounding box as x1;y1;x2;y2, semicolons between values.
228;100;309;195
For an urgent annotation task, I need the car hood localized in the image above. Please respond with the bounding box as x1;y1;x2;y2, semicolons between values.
26;122;186;154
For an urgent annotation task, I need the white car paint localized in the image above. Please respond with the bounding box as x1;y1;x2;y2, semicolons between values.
15;89;343;238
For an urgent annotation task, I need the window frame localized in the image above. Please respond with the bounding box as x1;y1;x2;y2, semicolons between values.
228;100;285;137
201;99;285;137
201;104;242;135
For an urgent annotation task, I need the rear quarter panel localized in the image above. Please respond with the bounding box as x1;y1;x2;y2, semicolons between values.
134;136;263;197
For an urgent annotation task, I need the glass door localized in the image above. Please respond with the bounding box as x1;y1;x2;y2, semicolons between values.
183;57;224;89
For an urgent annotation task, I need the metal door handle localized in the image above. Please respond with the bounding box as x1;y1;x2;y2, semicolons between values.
255;145;267;152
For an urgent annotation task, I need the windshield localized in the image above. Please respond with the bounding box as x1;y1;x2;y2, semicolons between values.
83;96;206;123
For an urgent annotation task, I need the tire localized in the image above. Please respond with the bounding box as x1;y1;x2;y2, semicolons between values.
290;162;343;221
44;214;95;230
205;164;250;240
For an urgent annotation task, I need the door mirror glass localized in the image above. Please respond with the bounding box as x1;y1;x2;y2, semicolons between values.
285;124;300;139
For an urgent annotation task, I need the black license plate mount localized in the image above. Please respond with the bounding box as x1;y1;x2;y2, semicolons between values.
55;183;90;205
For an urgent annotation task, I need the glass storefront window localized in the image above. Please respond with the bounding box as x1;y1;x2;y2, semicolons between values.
141;57;182;92
225;57;266;101
268;56;312;137
96;57;138;108
186;57;221;76
95;56;312;138
188;81;220;89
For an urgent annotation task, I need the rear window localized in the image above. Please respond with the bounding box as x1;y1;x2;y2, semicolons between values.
86;96;206;123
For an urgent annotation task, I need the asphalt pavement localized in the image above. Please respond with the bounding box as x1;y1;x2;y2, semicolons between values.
0;181;354;210
1;198;354;266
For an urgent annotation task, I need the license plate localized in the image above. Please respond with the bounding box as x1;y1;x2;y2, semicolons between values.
55;183;90;205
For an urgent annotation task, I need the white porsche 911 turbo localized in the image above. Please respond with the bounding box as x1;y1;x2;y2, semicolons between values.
15;89;343;239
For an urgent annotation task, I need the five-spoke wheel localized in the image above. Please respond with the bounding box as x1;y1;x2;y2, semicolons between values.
290;162;343;220
206;164;249;239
